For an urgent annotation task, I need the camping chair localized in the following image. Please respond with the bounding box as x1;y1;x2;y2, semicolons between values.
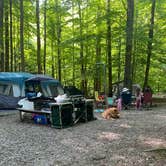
121;91;132;110
94;91;105;108
143;92;152;109
106;97;114;108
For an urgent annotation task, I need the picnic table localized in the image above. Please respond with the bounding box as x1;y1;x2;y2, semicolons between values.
17;100;95;128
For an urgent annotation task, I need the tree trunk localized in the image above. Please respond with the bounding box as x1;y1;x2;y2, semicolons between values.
132;6;138;83
117;32;122;97
94;6;101;93
106;0;112;97
124;0;134;90
95;35;101;92
14;19;20;71
51;40;55;78
55;0;61;82
5;1;9;72
36;0;42;74
57;24;61;81
13;16;17;71
20;0;25;71
143;0;156;90
43;0;47;74
10;0;13;71
83;0;90;97
72;0;75;86
78;1;85;92
0;0;4;72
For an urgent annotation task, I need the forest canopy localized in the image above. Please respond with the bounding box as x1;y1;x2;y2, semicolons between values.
0;0;166;96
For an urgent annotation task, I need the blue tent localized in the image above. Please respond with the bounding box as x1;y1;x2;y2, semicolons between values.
25;75;63;97
0;72;34;109
0;72;33;88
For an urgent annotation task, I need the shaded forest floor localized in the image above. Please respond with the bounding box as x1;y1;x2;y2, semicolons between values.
0;104;166;166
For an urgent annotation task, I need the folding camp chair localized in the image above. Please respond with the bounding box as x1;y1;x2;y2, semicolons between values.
106;97;114;108
143;92;152;109
121;91;132;110
94;91;105;108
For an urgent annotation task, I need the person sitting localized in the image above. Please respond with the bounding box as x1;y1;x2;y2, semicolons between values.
120;88;132;110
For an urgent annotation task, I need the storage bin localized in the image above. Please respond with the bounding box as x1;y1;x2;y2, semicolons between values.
50;103;73;128
33;115;48;125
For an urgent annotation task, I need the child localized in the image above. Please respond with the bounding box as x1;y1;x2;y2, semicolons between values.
116;98;122;111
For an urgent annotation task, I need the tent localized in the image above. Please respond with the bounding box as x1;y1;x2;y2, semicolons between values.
0;72;33;109
25;75;64;98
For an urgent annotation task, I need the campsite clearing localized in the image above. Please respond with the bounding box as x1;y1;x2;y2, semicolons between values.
0;105;166;166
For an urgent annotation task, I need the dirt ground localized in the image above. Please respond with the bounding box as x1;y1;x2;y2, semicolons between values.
0;105;166;166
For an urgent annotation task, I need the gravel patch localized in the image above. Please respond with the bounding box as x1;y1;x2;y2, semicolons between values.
0;106;166;166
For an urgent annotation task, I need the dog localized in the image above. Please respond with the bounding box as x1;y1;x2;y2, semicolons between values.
102;107;120;119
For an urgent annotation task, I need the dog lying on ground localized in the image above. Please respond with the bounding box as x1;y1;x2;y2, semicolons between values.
102;107;120;119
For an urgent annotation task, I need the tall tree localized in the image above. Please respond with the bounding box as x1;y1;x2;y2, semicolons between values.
20;0;25;71
106;0;113;97
55;0;62;81
131;2;138;83
124;0;134;90
57;20;61;81
10;0;13;71
94;5;102;93
51;40;55;78
36;0;42;73
117;15;123;97
78;0;85;92
0;0;4;72
72;0;75;86
43;0;47;74
5;0;9;71
143;0;156;90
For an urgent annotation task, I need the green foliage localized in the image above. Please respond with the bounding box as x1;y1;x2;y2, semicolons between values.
3;0;166;94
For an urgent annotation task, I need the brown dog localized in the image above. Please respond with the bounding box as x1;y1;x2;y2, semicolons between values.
102;107;120;119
